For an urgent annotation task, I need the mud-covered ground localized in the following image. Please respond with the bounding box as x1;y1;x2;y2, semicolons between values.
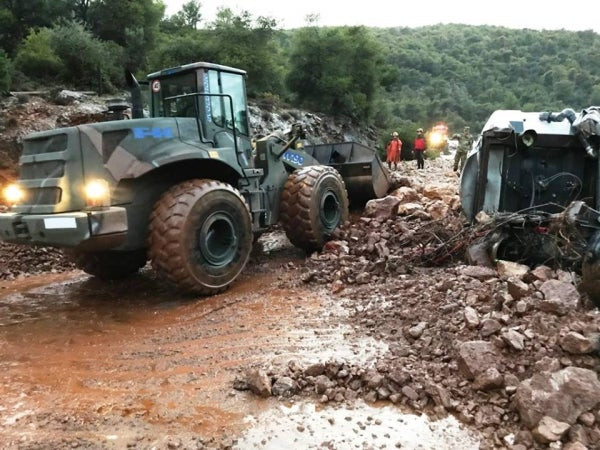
2;90;600;448
2;157;600;449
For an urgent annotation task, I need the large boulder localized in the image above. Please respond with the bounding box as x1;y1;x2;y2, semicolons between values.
514;367;600;428
391;186;420;204
364;195;401;220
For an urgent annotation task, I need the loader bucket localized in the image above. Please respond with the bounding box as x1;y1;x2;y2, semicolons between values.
302;142;390;203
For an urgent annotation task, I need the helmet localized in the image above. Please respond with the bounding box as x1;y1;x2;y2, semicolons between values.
417;128;423;133
464;126;470;132
392;131;399;137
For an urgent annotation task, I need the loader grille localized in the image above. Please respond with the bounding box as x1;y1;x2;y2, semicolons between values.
21;187;62;206
20;161;65;180
23;133;68;155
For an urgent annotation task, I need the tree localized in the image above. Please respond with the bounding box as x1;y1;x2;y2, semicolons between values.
0;49;11;91
14;28;63;78
286;26;382;122
0;0;72;54
50;21;123;91
88;0;164;71
179;0;201;29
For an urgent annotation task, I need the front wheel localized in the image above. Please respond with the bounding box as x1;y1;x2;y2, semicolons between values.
148;179;253;295
280;165;349;252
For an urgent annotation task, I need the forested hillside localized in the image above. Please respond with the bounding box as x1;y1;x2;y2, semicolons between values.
1;0;600;143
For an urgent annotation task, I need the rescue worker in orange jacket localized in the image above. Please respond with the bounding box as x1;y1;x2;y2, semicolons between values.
386;131;402;171
413;128;427;170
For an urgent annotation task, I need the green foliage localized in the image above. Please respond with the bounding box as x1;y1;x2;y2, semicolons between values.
166;0;201;30
0;49;11;91
14;28;63;78
207;8;284;97
88;0;164;71
373;25;600;131
1;0;600;134
152;8;285;97
0;0;72;54
50;21;122;91
286;26;382;123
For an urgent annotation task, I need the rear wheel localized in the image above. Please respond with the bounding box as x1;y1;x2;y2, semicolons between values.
148;179;252;295
280;165;349;252
68;249;147;279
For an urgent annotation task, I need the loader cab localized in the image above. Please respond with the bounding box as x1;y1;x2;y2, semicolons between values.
146;62;251;154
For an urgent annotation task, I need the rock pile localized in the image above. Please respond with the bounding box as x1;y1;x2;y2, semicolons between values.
238;158;600;449
0;242;74;280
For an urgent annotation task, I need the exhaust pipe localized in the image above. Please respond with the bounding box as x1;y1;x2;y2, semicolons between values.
125;70;144;119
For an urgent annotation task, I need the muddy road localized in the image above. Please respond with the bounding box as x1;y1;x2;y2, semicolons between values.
0;230;480;449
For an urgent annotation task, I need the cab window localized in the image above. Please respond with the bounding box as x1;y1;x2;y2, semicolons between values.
206;69;249;136
152;72;197;117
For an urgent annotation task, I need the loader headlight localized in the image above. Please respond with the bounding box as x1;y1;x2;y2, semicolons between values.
84;179;110;208
3;183;25;205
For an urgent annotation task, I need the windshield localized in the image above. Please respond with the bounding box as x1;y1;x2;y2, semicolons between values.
151;72;197;117
150;68;249;137
206;69;249;136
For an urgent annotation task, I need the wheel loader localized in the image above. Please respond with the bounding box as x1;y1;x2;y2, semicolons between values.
0;62;389;294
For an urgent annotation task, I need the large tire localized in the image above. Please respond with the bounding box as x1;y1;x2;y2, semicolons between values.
280;165;349;252
68;249;147;280
148;179;252;295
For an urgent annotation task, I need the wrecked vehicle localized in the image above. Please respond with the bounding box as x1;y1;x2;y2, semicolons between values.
460;106;600;302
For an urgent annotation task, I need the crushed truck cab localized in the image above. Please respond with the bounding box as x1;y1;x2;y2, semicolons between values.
460;106;600;303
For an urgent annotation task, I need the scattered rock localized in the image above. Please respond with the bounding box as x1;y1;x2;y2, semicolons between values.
539;280;580;309
480;318;502;337
473;367;504;391
364;196;401;220
456;341;500;380
245;369;272;397
515;367;600;428
463;307;480;328
502;329;525;351
271;377;295;397
497;260;530;279
507;278;529;300
532;416;571;443
407;321;427;339
461;266;497;281
560;332;597;355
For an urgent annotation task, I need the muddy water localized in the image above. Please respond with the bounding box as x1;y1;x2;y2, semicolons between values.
0;236;390;448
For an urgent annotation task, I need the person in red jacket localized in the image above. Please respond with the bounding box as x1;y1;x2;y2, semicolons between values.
413;128;427;170
385;131;402;170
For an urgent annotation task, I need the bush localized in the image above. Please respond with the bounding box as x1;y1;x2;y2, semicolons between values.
14;28;63;79
0;50;11;92
50;21;123;91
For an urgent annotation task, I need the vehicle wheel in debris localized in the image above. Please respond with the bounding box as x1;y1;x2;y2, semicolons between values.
148;179;252;295
581;231;600;307
280;165;349;252
68;249;147;279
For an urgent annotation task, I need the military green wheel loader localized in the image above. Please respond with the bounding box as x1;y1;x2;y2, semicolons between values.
0;62;389;294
